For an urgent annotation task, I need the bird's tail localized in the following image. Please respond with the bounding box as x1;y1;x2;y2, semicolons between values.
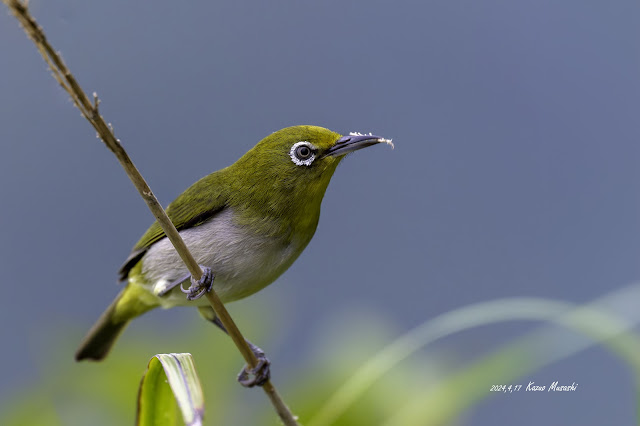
75;286;156;361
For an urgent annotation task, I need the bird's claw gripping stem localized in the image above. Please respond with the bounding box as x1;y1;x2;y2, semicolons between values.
208;316;271;388
237;342;271;388
181;266;214;300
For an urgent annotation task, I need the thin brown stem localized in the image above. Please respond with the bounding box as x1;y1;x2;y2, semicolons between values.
3;1;298;424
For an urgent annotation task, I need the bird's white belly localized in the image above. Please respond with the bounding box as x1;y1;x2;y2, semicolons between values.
136;209;300;308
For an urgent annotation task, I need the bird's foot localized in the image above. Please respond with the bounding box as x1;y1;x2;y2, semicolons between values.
208;315;271;387
237;342;271;388
180;266;214;300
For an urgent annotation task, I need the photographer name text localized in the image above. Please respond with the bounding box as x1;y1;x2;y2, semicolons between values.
490;381;578;393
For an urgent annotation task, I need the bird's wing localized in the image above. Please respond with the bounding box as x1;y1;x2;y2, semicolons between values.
118;172;229;281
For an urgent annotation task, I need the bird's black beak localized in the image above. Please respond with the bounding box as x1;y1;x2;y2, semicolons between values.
323;133;394;158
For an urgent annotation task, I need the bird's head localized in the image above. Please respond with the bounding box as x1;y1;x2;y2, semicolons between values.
230;125;393;236
237;125;393;189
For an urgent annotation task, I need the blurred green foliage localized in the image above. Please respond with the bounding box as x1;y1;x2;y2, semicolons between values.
3;295;640;425
0;304;450;426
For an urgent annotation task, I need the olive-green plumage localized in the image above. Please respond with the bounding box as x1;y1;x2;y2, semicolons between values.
75;125;391;361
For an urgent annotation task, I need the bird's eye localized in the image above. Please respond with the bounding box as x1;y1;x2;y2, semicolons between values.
297;145;311;158
290;141;317;166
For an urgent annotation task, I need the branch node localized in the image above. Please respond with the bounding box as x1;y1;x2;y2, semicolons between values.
92;91;100;113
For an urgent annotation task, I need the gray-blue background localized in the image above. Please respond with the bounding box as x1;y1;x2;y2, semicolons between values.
1;1;639;424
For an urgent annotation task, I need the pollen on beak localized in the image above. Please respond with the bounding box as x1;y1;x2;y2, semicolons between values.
323;132;394;158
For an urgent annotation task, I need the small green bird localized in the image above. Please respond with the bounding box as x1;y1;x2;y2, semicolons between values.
75;125;392;385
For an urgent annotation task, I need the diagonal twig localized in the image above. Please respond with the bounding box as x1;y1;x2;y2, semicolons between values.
2;1;298;424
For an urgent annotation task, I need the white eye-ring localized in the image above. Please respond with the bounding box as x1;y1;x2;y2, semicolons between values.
290;141;317;166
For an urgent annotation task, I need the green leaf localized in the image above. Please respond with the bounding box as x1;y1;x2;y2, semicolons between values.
137;353;205;426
